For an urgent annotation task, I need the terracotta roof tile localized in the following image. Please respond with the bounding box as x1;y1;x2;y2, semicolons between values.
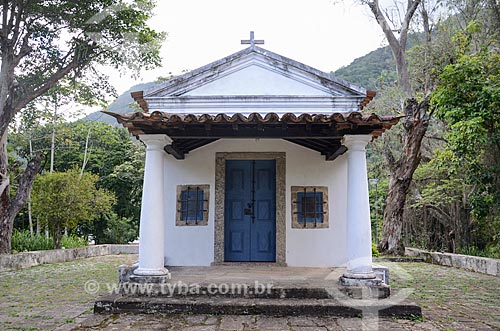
104;111;398;126
102;111;400;143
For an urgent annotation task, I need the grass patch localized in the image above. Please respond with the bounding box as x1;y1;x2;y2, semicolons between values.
409;314;425;322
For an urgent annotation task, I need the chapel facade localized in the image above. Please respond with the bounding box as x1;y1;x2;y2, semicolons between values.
107;35;398;287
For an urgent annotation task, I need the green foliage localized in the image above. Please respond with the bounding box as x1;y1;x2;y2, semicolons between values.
91;213;137;244
11;230;52;252
407;46;500;253
11;119;143;243
372;242;380;257
15;0;165;98
333;45;397;90
61;235;88;249
413;148;470;209
10;230;87;252
431;49;500;221
457;244;500;259
368;177;388;244
1;0;165;253
31;168;115;249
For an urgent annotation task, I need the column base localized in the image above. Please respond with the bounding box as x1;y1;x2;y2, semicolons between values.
339;272;383;287
129;267;171;285
342;270;377;279
134;267;171;277
118;264;171;289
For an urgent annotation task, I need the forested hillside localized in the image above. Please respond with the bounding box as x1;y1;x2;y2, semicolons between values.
333;45;396;90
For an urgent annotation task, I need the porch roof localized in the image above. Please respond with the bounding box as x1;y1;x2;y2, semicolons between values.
103;111;400;161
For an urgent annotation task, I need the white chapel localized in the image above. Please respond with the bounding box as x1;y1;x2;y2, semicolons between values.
106;33;398;286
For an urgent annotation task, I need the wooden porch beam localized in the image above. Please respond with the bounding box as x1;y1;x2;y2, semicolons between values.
325;145;348;161
164;144;185;160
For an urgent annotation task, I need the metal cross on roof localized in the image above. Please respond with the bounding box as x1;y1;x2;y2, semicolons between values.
241;31;264;47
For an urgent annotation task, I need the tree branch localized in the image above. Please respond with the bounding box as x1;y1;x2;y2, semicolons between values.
1;0;8;41
6;0;16;32
0;168;8;198
368;0;401;54
13;54;81;113
400;0;421;47
12;31;31;67
424;203;451;223
0;45;93;140
368;0;420;96
10;0;24;48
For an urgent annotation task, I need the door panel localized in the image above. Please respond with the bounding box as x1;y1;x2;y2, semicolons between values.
250;160;276;261
224;160;276;262
225;161;251;262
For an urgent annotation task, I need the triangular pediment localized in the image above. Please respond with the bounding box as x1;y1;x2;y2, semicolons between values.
145;47;366;98
141;46;370;114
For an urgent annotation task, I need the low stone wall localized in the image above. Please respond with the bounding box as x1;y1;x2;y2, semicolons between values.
405;247;500;277
0;244;138;272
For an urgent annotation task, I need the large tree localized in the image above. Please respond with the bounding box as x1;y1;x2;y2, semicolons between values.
364;0;499;254
361;0;440;254
0;0;164;253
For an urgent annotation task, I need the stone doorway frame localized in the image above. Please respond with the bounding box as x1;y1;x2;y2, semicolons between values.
214;152;286;265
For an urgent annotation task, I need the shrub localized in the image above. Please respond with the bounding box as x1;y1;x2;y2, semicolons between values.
10;230;87;253
11;230;52;252
486;244;500;259
62;234;88;249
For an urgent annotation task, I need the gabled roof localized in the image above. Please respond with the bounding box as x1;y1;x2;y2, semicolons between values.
145;46;367;97
105;44;395;161
131;46;375;114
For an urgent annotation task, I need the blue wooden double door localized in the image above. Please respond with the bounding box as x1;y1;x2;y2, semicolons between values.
224;160;276;262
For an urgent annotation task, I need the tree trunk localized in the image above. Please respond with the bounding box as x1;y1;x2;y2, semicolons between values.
52;223;63;249
0;131;11;253
378;98;430;255
379;169;413;255
0;138;42;254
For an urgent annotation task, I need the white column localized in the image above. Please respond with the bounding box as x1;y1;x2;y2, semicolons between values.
134;134;171;276
342;134;376;279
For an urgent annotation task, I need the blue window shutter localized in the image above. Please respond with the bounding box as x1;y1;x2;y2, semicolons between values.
297;191;323;223
181;189;204;222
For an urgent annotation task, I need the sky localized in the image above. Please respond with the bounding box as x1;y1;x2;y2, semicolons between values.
106;0;388;95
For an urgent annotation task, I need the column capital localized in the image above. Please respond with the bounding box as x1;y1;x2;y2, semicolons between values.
342;134;372;151
139;134;172;151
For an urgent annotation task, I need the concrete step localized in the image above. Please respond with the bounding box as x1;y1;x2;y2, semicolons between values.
94;294;421;319
115;282;391;299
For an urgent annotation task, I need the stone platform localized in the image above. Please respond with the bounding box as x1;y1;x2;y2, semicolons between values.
94;265;421;318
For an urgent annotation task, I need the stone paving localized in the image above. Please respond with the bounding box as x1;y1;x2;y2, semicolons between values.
0;254;499;330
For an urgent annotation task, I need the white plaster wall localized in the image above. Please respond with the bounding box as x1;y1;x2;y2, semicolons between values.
163;139;347;267
185;64;331;96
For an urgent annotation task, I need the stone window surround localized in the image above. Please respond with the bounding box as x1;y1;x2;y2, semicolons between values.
290;186;329;229
214;152;286;266
175;184;210;226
